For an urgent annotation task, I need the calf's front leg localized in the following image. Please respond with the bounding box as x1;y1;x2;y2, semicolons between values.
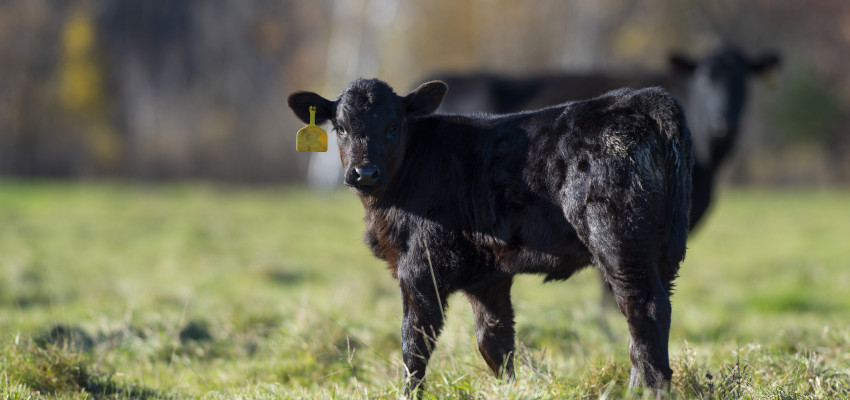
399;277;448;393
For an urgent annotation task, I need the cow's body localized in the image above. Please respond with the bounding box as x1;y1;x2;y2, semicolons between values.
288;79;693;396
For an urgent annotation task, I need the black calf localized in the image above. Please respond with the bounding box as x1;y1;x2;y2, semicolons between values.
288;78;693;396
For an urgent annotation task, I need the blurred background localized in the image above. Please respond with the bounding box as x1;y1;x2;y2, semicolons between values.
1;2;849;397
0;0;848;185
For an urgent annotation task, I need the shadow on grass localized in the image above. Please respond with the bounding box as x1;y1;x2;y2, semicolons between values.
4;338;170;400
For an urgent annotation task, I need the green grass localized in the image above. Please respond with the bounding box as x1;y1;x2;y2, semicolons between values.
0;180;848;398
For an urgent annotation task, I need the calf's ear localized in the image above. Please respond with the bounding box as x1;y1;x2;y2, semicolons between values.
287;91;335;124
404;80;448;116
749;51;781;75
669;53;697;74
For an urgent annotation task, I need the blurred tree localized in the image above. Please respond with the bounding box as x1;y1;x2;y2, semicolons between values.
0;0;77;176
58;2;121;174
59;9;100;111
0;0;846;184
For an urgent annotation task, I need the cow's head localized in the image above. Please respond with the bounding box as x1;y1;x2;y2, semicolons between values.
671;45;780;167
288;79;447;196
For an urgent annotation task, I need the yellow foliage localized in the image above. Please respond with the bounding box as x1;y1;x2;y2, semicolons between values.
62;10;95;57
57;6;122;173
59;10;103;112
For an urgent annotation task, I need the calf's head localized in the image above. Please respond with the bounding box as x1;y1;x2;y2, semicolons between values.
288;79;447;195
671;45;780;167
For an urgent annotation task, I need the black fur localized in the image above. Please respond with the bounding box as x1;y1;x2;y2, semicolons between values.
288;78;694;396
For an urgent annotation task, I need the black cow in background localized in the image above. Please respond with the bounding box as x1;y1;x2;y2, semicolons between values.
434;44;781;230
289;78;693;396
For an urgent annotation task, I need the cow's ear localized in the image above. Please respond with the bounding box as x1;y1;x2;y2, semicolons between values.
749;51;781;75
287;91;335;124
404;80;448;116
669;53;697;74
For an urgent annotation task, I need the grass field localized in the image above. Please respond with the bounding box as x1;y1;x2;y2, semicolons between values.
0;180;848;399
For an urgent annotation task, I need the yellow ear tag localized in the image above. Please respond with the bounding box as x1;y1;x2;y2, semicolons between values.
296;106;328;152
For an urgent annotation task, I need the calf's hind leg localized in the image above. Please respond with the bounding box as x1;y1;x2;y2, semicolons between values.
464;276;516;379
604;261;673;395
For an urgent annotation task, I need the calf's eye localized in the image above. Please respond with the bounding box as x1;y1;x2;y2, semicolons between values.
335;128;347;138
387;126;398;137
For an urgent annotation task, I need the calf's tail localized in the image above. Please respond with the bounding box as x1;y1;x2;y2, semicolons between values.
664;112;693;266
643;87;694;266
